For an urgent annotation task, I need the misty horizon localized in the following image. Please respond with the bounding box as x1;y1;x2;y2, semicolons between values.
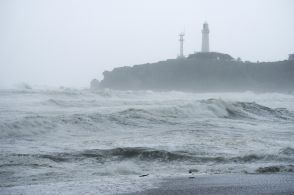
1;0;294;88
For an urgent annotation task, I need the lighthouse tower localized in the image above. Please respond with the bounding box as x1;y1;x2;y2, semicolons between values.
201;22;209;52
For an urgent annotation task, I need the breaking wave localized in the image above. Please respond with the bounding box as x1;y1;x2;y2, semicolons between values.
3;147;293;165
2;89;294;191
109;99;294;123
42;98;104;108
201;99;294;120
256;165;294;173
1;98;294;138
279;147;294;155
0;115;57;138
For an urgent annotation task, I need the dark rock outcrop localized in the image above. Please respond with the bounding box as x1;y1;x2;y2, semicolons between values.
90;79;100;90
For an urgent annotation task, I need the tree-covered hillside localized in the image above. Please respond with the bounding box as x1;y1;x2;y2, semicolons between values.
93;52;294;92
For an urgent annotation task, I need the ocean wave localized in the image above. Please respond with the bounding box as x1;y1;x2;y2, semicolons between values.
1;98;293;138
40;98;294;121
234;102;294;120
201;99;294;120
42;98;103;108
0;88;155;98
0;112;108;138
279;147;294;155
109;108;178;127
37;147;192;163
0;115;57;138
4;147;293;164
256;164;294;173
43;99;70;107
109;99;294;122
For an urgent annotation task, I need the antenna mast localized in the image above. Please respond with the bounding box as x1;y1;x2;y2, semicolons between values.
178;33;185;58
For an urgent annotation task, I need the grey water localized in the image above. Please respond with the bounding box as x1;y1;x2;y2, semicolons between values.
1;88;294;194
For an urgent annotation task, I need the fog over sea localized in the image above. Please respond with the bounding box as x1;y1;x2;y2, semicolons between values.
1;88;294;194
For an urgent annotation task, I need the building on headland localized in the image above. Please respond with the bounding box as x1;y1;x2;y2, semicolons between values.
93;21;294;92
177;33;185;59
201;22;210;52
177;22;210;59
289;54;294;61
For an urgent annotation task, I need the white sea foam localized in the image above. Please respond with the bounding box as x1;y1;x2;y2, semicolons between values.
0;89;294;194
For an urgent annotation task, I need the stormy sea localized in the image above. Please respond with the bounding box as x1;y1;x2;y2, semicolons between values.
1;88;294;194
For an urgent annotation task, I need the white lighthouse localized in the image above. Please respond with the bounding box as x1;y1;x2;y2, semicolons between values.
201;22;210;52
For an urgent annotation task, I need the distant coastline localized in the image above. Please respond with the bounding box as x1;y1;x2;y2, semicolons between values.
91;52;294;92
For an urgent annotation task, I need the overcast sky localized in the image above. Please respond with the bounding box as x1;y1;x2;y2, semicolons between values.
0;0;293;88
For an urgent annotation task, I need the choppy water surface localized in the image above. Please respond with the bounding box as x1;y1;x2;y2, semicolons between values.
1;89;294;194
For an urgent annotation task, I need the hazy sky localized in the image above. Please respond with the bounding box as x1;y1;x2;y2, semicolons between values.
0;0;293;88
